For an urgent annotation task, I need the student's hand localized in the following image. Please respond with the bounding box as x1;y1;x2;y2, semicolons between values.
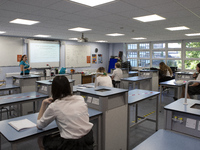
28;67;32;70
43;97;53;105
193;73;197;78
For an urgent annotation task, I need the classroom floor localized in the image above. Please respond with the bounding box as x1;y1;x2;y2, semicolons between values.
0;87;177;150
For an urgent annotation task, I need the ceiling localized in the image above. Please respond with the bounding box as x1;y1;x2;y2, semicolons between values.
0;0;200;43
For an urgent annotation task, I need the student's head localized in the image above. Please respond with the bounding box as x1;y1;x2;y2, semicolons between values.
196;63;200;73
159;62;166;70
51;76;72;101
115;62;121;68
96;67;107;77
21;55;27;62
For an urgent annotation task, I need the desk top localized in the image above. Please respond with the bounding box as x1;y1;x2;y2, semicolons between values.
0;108;102;142
132;129;200;150
164;98;200;116
176;72;194;75
0;92;48;106
138;70;158;72
73;83;95;93
36;79;75;85
0;84;20;90
160;79;186;87
129;71;138;74
128;89;160;104
121;76;152;82
77;86;128;97
12;75;41;79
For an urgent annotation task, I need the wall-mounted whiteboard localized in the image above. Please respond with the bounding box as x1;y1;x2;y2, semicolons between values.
0;36;23;66
65;45;91;67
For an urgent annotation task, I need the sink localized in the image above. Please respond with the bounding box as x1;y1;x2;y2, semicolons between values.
190;103;200;109
95;88;111;92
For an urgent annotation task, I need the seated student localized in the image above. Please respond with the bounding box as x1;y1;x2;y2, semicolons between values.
112;62;123;87
179;63;200;99
37;76;94;150
95;67;113;87
159;62;173;83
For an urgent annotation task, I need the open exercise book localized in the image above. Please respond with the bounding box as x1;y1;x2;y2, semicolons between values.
8;119;36;131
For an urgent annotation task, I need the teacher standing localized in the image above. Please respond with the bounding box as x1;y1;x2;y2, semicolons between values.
19;55;31;75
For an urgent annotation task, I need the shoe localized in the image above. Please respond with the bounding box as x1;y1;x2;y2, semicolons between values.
173;97;178;101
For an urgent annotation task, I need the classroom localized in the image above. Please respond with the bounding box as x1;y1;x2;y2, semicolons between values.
0;0;200;150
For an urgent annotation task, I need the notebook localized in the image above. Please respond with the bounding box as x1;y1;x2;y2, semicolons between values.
8;119;36;131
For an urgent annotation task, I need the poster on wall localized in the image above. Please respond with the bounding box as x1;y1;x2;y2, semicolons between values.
92;54;97;64
87;56;91;63
98;54;103;64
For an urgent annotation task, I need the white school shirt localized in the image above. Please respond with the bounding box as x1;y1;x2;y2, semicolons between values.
37;95;93;139
112;68;123;81
166;70;172;77
95;75;113;87
196;74;200;80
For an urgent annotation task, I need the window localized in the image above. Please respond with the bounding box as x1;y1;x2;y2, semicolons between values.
186;42;200;48
127;51;137;58
139;51;150;58
128;59;137;67
152;51;166;58
168;51;181;58
153;43;165;49
186;51;200;58
139;43;149;49
128;44;137;49
167;60;182;69
152;60;165;68
185;60;199;70
138;59;150;67
168;43;181;48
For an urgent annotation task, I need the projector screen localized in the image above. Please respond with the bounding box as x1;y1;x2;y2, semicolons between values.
28;40;60;68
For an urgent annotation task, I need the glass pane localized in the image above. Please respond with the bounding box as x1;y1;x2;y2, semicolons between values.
186;42;200;48
139;51;150;58
152;51;166;58
168;43;181;48
128;59;137;67
139;43;150;49
186;51;200;58
127;51;137;58
138;59;150;67
153;43;165;49
168;51;181;58
152;60;165;68
167;60;182;69
127;44;137;49
185;60;199;70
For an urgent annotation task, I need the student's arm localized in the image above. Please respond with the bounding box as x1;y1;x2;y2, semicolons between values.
190;82;200;86
38;97;53;120
112;70;116;80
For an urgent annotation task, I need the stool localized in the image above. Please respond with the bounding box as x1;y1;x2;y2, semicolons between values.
0;107;9;120
115;81;121;88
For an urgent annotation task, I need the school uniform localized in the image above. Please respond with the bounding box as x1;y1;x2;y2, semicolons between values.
95;75;113;87
188;74;200;96
159;69;173;83
112;68;123;87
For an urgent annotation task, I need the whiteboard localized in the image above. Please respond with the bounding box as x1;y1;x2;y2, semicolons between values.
65;45;91;67
0;36;23;66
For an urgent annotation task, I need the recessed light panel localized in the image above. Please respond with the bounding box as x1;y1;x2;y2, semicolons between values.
185;33;200;36
68;27;92;32
132;37;147;40
0;31;6;34
34;35;51;37
96;40;108;43
10;19;39;25
69;38;78;40
106;33;124;36
70;0;115;7
133;14;166;22
166;26;190;31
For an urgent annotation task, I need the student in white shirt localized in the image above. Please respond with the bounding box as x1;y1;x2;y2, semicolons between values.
180;63;200;99
95;67;113;87
112;62;123;87
37;76;94;150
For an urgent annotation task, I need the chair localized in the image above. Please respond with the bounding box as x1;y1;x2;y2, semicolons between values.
0;80;9;120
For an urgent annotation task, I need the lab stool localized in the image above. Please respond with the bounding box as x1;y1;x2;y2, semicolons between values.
115;81;121;88
0;107;9;120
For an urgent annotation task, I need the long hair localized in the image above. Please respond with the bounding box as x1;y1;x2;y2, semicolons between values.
96;67;107;77
159;62;173;76
197;63;200;73
20;55;26;62
51;76;72;102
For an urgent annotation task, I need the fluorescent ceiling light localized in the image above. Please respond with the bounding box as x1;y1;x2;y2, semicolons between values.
69;0;115;7
185;33;200;36
69;38;78;40
9;19;39;25
166;26;190;31
96;40;108;43
0;31;6;34
106;33;124;36
133;14;166;22
34;35;51;38
132;37;147;40
68;27;92;32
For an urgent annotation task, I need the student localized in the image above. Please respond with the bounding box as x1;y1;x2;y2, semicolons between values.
179;63;200;99
112;62;123;87
95;67;113;87
19;55;32;75
37;76;94;150
158;62;173;83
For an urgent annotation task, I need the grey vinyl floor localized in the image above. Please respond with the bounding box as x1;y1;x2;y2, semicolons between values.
0;87;176;150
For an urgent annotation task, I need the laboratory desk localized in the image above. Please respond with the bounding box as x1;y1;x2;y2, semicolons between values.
121;76;152;90
129;71;138;77
73;83;95;94
77;86;128;150
164;98;200;138
0;84;20;95
128;89;160;147
36;79;75;96
175;72;194;81
0;108;102;150
138;70;159;91
0;92;48;119
159;79;185;111
132;129;200;150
